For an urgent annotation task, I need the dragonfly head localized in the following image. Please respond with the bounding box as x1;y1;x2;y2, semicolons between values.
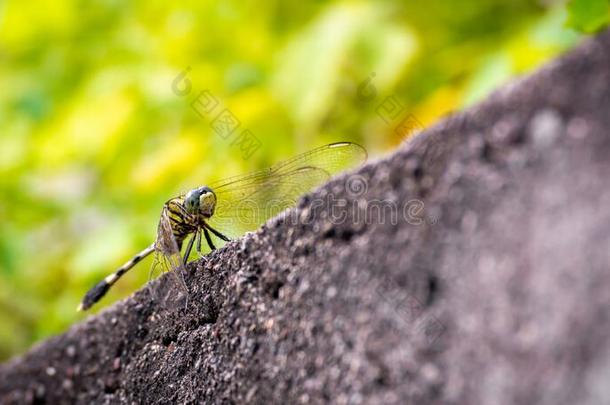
184;186;217;217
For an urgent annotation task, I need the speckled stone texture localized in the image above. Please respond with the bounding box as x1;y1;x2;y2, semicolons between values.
2;29;610;405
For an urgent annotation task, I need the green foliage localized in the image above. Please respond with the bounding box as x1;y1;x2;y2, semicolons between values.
566;0;610;33
0;0;581;361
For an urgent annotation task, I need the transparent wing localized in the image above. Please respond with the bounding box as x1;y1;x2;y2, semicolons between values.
208;166;330;238
148;207;189;310
205;142;367;240
208;142;367;191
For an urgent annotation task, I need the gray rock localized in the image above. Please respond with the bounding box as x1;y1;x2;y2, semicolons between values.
2;28;610;405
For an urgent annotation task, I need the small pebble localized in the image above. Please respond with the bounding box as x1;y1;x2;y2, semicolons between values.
566;116;589;140
529;109;563;148
62;379;73;391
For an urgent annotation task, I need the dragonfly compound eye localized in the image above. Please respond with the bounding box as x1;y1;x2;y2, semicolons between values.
184;189;201;213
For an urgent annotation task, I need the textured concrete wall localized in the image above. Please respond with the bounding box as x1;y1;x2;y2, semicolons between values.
2;29;610;405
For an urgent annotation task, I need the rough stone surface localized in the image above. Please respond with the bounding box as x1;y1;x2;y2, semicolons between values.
2;30;610;405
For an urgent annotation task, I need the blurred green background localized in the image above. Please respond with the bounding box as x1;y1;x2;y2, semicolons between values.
0;0;593;360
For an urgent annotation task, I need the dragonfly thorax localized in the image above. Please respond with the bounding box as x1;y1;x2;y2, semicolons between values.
184;186;217;218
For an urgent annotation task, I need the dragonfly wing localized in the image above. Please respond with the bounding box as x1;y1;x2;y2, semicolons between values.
207;166;331;240
149;206;189;310
208;142;367;190
201;142;366;247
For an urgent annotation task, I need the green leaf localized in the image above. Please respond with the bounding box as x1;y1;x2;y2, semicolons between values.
566;0;610;33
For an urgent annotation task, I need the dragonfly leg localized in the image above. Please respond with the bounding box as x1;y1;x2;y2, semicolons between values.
204;223;231;242
182;233;196;265
203;227;216;250
197;229;205;259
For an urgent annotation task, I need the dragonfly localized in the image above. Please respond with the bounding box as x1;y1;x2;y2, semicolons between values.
77;142;367;311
